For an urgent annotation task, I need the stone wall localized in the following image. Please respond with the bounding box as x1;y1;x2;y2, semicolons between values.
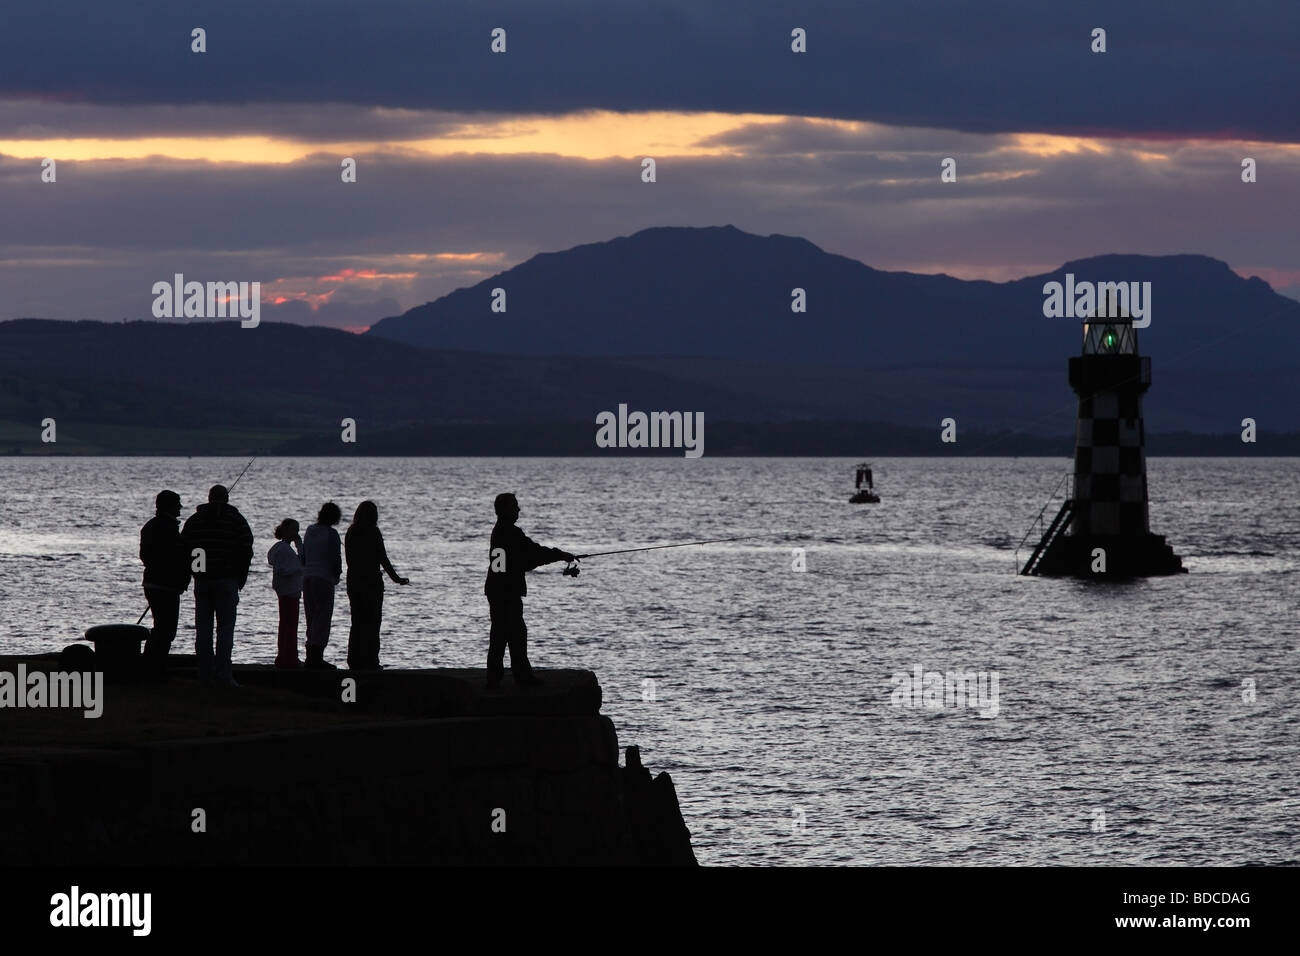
0;662;696;866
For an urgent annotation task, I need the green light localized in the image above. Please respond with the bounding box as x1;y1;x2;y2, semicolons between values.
1103;331;1116;348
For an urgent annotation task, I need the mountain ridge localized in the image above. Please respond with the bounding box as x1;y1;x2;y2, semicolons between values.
366;226;1297;371
3;224;1298;451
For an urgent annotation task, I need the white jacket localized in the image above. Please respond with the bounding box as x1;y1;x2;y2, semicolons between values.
267;539;304;597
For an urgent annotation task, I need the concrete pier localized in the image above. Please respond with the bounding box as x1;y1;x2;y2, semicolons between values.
0;654;696;866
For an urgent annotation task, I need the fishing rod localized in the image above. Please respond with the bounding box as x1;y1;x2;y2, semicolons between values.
135;453;259;625
562;535;770;576
227;455;258;494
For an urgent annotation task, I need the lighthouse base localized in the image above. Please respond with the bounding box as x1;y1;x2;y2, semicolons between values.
1034;532;1186;578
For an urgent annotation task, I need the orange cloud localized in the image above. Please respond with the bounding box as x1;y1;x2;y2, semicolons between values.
318;268;419;283
259;267;420;310
269;289;336;308
0;110;790;163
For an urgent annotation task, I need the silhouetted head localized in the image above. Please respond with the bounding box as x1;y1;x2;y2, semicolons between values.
352;500;378;527
494;493;520;524
155;489;181;518
274;518;300;541
208;484;229;506
317;501;342;526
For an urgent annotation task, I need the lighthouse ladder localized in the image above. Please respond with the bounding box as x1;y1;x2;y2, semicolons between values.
1014;472;1074;575
1020;499;1074;575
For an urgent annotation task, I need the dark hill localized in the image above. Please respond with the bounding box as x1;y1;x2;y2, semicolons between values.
366;226;1300;371
0;318;781;435
6;220;1300;452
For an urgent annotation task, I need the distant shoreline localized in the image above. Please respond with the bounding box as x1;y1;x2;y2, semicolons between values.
4;416;1297;457
1;443;1295;458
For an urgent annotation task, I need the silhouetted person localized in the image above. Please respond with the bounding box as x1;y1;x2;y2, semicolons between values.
302;501;343;670
181;484;253;687
855;468;863;490
484;493;576;689
139;489;191;678
344;500;409;670
268;518;304;669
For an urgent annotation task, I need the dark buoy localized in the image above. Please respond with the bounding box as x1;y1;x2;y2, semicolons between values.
1021;306;1185;577
849;462;880;503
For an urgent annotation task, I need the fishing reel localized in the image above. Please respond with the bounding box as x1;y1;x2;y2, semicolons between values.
562;560;581;577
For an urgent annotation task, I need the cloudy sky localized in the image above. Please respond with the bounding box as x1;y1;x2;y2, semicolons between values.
1;0;1297;331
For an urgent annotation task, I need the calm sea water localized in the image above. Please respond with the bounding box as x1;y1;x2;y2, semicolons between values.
1;456;1297;866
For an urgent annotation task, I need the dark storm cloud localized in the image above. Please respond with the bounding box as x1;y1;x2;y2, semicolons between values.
1;0;1297;141
0;100;493;143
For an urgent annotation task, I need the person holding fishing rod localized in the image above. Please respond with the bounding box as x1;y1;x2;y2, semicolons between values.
483;493;768;689
139;490;192;679
484;493;577;689
181;484;254;687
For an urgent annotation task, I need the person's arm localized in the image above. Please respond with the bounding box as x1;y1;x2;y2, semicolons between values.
178;538;192;590
178;518;194;562
330;530;342;584
520;529;575;571
173;525;192;590
139;523;151;565
376;530;409;585
237;515;253;589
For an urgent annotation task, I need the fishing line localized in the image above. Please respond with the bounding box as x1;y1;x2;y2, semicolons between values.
562;534;773;575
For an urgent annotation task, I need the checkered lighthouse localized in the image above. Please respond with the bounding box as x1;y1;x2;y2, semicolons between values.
1022;312;1185;576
